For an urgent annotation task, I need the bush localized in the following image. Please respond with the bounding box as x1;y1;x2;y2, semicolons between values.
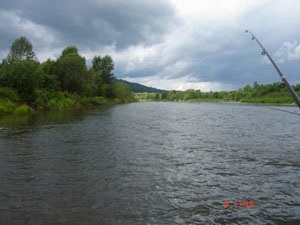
91;96;108;105
47;99;63;110
0;99;17;115
34;90;79;110
14;105;33;116
112;81;134;102
34;89;50;109
0;87;20;102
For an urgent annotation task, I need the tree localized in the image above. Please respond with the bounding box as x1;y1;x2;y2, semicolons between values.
92;56;102;95
4;60;39;103
92;55;115;97
39;59;57;75
82;68;98;97
92;55;114;83
0;37;38;102
92;55;102;72
61;46;78;58
6;36;36;62
183;89;197;100
100;55;114;84
113;81;133;102
253;81;259;89
36;59;60;91
57;46;87;93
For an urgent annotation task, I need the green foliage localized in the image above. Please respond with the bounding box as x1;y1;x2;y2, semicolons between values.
92;55;102;72
39;59;57;75
82;69;98;97
14;105;33;116
61;46;79;57
135;81;298;105
34;89;79;110
0;37;144;116
92;55;115;97
0;87;19;102
113;81;135;103
1;60;39;103
100;55;114;84
5;36;35;62
37;72;60;91
35;60;60;91
57;46;87;93
0;99;17;115
79;96;113;106
90;96;108;105
134;93;164;101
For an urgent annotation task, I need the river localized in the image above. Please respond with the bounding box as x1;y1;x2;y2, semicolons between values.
0;102;300;224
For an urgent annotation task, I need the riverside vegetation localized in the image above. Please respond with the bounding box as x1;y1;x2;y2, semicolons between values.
1;37;299;117
134;81;300;105
0;36;135;116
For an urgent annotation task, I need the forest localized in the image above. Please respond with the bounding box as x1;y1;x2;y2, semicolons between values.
0;36;134;116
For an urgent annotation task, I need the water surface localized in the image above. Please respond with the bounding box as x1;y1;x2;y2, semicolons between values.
0;102;300;224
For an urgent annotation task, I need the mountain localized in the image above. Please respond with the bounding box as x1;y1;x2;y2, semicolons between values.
118;79;168;93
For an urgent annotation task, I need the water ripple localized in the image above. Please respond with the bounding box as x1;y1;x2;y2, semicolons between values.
0;102;300;224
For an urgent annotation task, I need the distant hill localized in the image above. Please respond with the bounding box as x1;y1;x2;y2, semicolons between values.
118;79;168;93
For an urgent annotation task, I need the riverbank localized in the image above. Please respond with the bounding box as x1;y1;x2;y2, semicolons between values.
134;97;296;107
133;86;299;106
0;87;135;117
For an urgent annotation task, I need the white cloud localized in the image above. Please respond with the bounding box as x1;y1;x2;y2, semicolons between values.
0;10;58;45
171;0;268;22
0;10;61;61
123;75;235;91
275;41;300;63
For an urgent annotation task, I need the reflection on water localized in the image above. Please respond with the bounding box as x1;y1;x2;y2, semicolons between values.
0;108;104;128
0;102;300;225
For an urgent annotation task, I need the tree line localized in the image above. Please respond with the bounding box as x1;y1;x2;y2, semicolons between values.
135;81;300;105
1;36;298;116
0;36;134;114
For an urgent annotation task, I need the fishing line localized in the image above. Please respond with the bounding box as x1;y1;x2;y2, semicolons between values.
266;106;300;116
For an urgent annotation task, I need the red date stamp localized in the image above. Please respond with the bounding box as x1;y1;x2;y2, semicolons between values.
223;198;255;209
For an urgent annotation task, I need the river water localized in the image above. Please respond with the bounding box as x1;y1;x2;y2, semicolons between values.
0;102;300;225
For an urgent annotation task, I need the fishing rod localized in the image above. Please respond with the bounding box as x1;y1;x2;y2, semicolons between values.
245;30;300;109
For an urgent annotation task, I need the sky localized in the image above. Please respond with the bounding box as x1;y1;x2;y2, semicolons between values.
1;0;300;91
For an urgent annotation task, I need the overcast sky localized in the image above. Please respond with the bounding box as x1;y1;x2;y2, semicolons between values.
1;0;300;91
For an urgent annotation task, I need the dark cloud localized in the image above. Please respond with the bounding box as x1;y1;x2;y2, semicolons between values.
1;0;300;90
0;0;178;50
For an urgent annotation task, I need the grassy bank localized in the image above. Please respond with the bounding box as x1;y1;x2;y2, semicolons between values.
0;87;135;116
133;89;298;106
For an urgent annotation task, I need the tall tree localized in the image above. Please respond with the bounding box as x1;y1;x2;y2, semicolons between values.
61;46;78;58
36;59;60;91
100;55;114;84
6;36;36;62
91;56;102;95
92;55;115;97
92;55;102;72
92;55;114;84
4;60;39;103
57;46;87;93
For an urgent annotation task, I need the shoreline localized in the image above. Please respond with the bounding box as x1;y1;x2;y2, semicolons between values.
0;97;297;119
134;99;297;107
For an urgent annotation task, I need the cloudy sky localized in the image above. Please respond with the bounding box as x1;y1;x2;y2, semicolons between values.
1;0;300;91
